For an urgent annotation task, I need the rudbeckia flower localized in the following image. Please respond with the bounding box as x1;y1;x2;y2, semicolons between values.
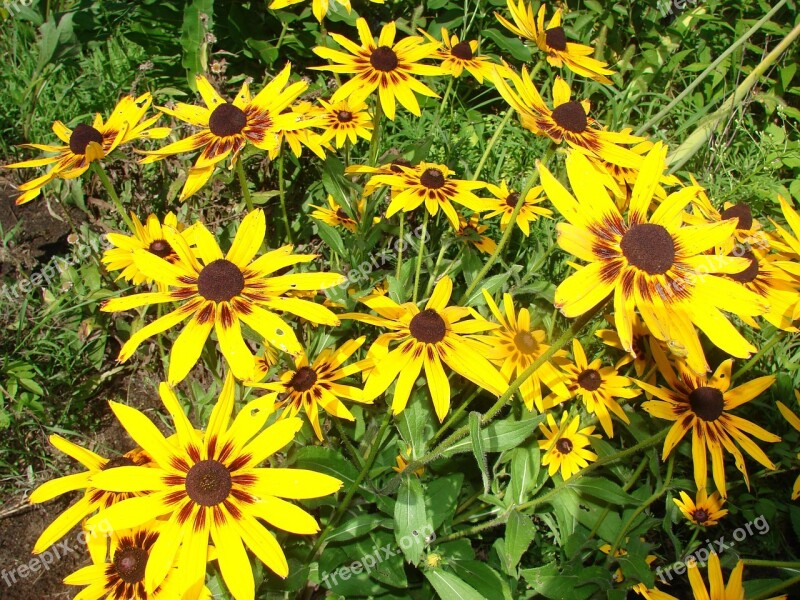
638;343;780;496
63;521;213;599
269;0;383;23
343;276;507;421
346;156;414;197
86;375;342;600
248;337;373;440
369;162;490;229
496;1;616;84
473;290;568;412
316;96;373;147
494;72;644;169
483;180;552;236
685;553;786;600
422;27;501;83
539;144;768;375
28;436;150;554
140;65;309;201
596;312;656;378
538;411;599;480
277;100;329;160
102;209;345;384
673;488;728;527
5;93;169;204
102;211;195;287
310;194;359;232
312;19;443;120
547;338;640;438
455;214;497;254
777;392;800;500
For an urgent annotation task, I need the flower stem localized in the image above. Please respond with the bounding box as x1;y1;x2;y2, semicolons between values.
472;109;513;182
368;100;383;167
90;162;134;232
750;574;800;600
277;149;293;244
395;212;405;281
424;240;451;298
458;143;555;305
235;159;254;212
412;210;429;304
732;330;784;382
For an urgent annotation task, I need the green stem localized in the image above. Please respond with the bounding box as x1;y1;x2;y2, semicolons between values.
307;411;392;561
235;159;254;212
424;240;451;299
741;559;800;569
472;109;513;182
412;210;430;304
368;99;383;167
587;456;648;541
635;0;788;136
458;144;555;305
277;150;293;244
432;386;481;443
91;162;134;232
732;331;784;382
750;574;800;600
395;212;405;281
332;418;364;471
437;77;454;118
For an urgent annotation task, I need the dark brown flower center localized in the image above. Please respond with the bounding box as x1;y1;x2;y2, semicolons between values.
336;208;349;220
688;386;724;421
720;204;753;230
514;330;538;354
693;508;710;524
148;239;174;259
631;335;646;360
728;250;759;283
370;45;399;72
69;124;104;155
103;456;136;470
420;168;445;189
620;223;675;275
208;102;247;137
197;259;245;302
556;438;573;454
577;369;602;391
450;41;473;60
390;158;412;173
337;110;353;123
409;309;446;343
551;101;587;133
545;26;567;51
185;459;232;506
114;546;148;584
506;192;520;208
289;366;318;392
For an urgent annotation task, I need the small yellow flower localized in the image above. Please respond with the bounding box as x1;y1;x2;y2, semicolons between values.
673;488;728;527
538;411;599;480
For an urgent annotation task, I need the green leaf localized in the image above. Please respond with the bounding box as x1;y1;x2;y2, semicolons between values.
521;563;608;600
469;411;490;494
394;476;432;565
509;446;540;505
449;560;513;600
424;569;485;600
503;511;536;573
568;477;638;506
443;413;543;456
482;28;532;62
424;474;464;531
294;446;375;501
180;0;214;89
327;515;392;544
315;221;346;258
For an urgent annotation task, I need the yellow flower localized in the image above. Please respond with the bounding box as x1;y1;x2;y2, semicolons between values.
140;66;310;201
639;343;780;496
312;19;443;120
393;446;425;477
777;391;800;500
87;374;342;600
316;96;373;148
5;93;169;204
423;27;500;83
538;411;599;480
686;552;787;600
496;1;616;84
310;194;360;233
270;0;383;23
483;180;552;236
673;488;728;526
101;209;345;384
455;214;497;254
343;276;507;421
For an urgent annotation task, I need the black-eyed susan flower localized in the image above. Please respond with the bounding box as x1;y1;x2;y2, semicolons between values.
63;521;212;599
596;312;655;378
673;488;728;527
777;392;800;500
483;180;552;236
269;0;383;22
422;27;500;83
278;100;329;160
346;156;414;197
343;275;507;421
456;214;497;254
686;553;786;600
312;19;443;121
5;93;169;205
248;337;373;440
538;411;598;480
310;194;359;232
317;97;373;148
496;1;615;84
473;289;568;412
539;144;768;375
370;162;490;229
140;66;309;201
547;339;640;438
86;375;342;600
495;72;644;169
28;435;149;554
102;212;195;287
101;209;345;384
638;343;780;496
